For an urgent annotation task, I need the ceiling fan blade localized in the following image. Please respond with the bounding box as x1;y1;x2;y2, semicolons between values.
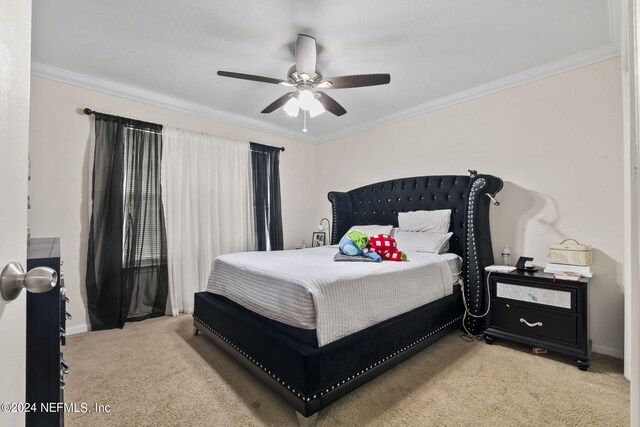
317;92;347;116
261;92;295;114
295;34;317;78
217;71;286;85
320;74;391;89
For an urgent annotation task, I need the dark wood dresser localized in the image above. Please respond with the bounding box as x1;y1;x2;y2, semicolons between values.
483;269;591;370
26;237;67;427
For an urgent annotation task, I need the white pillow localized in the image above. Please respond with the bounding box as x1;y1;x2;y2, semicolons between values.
348;225;393;236
394;231;453;254
398;209;451;233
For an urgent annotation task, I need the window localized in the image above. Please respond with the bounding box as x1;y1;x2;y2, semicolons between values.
122;126;164;266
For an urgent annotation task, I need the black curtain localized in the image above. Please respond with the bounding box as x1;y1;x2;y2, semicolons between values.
86;113;168;330
250;142;284;251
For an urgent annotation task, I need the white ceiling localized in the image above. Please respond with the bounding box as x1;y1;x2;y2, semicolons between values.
31;0;621;143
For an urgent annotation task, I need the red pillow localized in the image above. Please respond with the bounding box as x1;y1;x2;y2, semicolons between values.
368;234;407;262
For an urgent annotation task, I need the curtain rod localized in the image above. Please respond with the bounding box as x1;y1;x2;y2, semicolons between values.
83;108;162;130
84;108;285;152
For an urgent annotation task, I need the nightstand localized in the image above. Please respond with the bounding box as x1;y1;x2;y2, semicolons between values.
483;269;591;370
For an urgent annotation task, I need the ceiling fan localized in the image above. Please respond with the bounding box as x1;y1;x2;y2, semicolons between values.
217;34;391;131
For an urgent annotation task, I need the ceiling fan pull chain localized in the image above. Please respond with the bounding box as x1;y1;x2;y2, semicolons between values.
303;110;308;133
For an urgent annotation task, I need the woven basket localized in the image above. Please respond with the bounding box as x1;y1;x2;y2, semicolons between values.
548;239;592;266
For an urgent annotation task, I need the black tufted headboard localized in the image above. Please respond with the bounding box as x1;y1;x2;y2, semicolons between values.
327;171;503;335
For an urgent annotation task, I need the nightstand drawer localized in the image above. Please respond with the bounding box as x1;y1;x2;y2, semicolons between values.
492;301;577;345
495;282;573;311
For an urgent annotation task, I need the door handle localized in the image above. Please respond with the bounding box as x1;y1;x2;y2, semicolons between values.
0;262;58;301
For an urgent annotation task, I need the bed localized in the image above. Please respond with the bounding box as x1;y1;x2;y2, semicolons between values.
193;171;503;418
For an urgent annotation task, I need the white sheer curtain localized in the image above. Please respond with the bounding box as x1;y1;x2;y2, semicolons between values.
161;127;255;316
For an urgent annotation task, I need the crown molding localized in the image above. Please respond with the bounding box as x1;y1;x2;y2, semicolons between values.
30;62;316;144
315;44;620;143
32;1;620;147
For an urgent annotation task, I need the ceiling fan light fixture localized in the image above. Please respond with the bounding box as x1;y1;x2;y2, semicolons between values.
283;97;300;117
316;81;332;89
308;98;325;118
298;89;315;110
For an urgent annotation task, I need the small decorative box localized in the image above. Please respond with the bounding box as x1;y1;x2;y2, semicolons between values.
548;239;592;266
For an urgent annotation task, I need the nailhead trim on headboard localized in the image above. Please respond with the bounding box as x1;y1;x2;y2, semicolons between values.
464;177;486;334
328;192;339;245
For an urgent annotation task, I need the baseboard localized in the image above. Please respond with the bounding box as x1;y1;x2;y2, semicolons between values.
66;323;90;335
592;344;624;359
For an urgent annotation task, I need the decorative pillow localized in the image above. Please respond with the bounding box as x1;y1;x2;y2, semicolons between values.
348;224;393;236
398;210;451;233
368;234;407;262
393;231;453;254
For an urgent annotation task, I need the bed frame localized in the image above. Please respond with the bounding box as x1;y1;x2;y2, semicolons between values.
193;171;503;418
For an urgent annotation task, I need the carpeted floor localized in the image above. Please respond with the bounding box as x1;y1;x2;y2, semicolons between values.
64;315;629;426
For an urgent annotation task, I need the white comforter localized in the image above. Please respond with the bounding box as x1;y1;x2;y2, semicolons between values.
207;246;453;346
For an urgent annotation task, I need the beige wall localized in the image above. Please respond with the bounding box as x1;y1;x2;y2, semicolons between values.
316;58;624;357
28;76;318;333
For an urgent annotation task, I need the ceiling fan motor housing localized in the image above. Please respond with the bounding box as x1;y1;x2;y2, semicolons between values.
286;65;324;88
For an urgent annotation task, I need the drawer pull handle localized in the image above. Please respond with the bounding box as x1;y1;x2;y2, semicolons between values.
520;318;543;328
60;358;70;374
